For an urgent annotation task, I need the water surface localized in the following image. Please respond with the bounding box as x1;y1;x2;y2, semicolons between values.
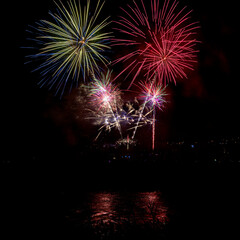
65;191;169;237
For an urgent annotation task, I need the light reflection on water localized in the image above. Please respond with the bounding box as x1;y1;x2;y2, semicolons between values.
69;191;169;228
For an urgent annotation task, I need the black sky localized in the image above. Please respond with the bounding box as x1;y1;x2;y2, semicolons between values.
3;0;240;158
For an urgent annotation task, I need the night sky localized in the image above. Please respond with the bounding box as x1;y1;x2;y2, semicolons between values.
3;0;240;159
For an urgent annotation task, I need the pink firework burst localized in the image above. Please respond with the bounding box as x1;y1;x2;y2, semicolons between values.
89;70;123;138
138;79;167;110
89;70;121;112
112;0;199;88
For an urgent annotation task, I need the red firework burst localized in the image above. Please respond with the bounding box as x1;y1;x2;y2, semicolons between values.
112;0;199;88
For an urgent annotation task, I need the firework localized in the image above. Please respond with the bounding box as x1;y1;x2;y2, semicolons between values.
87;109;118;141
116;135;136;150
138;79;167;110
112;0;199;88
26;0;112;96
89;70;123;138
87;94;153;142
89;70;121;112
133;79;167;150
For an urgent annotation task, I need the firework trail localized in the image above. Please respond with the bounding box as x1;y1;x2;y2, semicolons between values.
26;0;112;96
112;0;199;88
